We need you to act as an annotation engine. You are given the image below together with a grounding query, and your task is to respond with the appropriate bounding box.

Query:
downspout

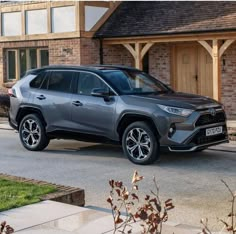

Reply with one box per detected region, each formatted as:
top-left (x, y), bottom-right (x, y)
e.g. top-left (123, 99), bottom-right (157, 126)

top-left (99, 38), bottom-right (104, 65)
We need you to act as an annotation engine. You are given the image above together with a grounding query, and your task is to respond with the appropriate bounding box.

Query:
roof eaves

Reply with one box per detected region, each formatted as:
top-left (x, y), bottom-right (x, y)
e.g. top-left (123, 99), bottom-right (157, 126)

top-left (94, 28), bottom-right (236, 39)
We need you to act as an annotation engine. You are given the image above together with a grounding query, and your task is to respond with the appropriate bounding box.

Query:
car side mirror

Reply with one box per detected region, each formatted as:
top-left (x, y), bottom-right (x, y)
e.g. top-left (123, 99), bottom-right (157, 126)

top-left (91, 88), bottom-right (110, 98)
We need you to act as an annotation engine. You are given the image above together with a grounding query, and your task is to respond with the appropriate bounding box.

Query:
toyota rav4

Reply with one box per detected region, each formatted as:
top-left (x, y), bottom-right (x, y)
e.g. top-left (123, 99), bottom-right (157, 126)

top-left (8, 65), bottom-right (228, 165)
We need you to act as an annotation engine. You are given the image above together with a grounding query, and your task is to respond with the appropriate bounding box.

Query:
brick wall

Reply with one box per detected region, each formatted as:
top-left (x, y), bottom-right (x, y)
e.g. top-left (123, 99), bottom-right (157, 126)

top-left (103, 44), bottom-right (133, 66)
top-left (221, 42), bottom-right (236, 120)
top-left (80, 38), bottom-right (100, 65)
top-left (0, 38), bottom-right (81, 86)
top-left (149, 43), bottom-right (171, 85)
top-left (49, 38), bottom-right (81, 65)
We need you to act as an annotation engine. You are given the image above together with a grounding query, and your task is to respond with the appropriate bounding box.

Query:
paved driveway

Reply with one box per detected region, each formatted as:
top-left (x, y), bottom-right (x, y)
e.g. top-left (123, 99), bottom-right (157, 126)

top-left (0, 129), bottom-right (235, 230)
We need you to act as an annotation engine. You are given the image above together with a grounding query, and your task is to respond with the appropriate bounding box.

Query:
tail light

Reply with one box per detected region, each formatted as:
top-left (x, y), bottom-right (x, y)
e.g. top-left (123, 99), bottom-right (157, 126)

top-left (8, 88), bottom-right (16, 98)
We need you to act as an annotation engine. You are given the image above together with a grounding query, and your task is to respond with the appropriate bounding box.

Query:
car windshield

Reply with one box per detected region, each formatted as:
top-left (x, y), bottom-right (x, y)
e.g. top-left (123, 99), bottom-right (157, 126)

top-left (102, 69), bottom-right (172, 95)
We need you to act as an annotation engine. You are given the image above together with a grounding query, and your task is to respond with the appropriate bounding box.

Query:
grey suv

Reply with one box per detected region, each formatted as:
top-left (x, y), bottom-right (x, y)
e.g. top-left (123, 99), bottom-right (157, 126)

top-left (9, 65), bottom-right (228, 165)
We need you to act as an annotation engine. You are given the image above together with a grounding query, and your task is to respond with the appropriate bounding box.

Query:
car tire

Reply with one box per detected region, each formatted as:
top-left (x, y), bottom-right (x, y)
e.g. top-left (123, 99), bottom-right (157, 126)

top-left (122, 121), bottom-right (160, 165)
top-left (19, 114), bottom-right (50, 151)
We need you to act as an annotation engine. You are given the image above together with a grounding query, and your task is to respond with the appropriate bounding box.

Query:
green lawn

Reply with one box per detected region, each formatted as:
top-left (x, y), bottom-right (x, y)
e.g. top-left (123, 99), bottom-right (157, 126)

top-left (0, 178), bottom-right (57, 212)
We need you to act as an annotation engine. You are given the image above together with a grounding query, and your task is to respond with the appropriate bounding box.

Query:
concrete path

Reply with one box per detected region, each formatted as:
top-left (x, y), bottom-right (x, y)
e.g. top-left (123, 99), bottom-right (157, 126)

top-left (0, 201), bottom-right (206, 234)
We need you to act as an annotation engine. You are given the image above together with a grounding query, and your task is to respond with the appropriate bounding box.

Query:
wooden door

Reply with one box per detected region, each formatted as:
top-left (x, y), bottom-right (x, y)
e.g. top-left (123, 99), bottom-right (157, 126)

top-left (197, 46), bottom-right (213, 97)
top-left (175, 44), bottom-right (213, 97)
top-left (176, 45), bottom-right (198, 94)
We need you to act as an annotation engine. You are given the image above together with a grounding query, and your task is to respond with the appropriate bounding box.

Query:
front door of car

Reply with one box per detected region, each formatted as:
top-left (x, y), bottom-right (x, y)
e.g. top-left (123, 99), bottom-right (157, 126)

top-left (71, 71), bottom-right (118, 138)
top-left (32, 70), bottom-right (74, 131)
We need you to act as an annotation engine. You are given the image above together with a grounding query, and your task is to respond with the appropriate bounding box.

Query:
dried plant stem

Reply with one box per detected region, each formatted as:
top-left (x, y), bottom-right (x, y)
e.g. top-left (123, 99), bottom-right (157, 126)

top-left (221, 180), bottom-right (235, 234)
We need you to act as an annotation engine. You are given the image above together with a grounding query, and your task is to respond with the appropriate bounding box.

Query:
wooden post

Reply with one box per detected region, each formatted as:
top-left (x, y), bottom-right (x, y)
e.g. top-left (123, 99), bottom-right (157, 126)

top-left (123, 42), bottom-right (154, 71)
top-left (134, 42), bottom-right (142, 70)
top-left (212, 39), bottom-right (220, 101)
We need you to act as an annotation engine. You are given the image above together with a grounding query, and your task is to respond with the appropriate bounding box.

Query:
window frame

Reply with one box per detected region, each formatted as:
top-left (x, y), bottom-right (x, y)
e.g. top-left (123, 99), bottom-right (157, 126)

top-left (38, 49), bottom-right (49, 68)
top-left (29, 71), bottom-right (47, 89)
top-left (75, 70), bottom-right (118, 96)
top-left (6, 48), bottom-right (49, 81)
top-left (6, 49), bottom-right (18, 81)
top-left (41, 70), bottom-right (75, 94)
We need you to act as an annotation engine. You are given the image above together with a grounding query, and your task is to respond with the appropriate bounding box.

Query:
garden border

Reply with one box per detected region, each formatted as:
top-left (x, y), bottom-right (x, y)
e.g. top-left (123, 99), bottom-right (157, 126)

top-left (0, 173), bottom-right (85, 207)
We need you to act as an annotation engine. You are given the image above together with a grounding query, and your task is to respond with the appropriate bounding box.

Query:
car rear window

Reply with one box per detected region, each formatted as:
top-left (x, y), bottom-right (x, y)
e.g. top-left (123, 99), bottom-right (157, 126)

top-left (30, 72), bottom-right (46, 89)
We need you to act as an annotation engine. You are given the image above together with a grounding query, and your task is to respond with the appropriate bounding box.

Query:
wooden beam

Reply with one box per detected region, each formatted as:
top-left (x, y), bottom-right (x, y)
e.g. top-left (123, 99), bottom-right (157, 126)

top-left (219, 39), bottom-right (235, 57)
top-left (84, 1), bottom-right (110, 8)
top-left (90, 2), bottom-right (121, 32)
top-left (141, 43), bottom-right (154, 59)
top-left (198, 40), bottom-right (213, 58)
top-left (47, 2), bottom-right (51, 33)
top-left (123, 43), bottom-right (136, 59)
top-left (103, 31), bottom-right (236, 45)
top-left (79, 1), bottom-right (85, 32)
top-left (123, 43), bottom-right (143, 70)
top-left (75, 1), bottom-right (80, 33)
top-left (212, 39), bottom-right (219, 101)
top-left (135, 42), bottom-right (142, 70)
top-left (21, 5), bottom-right (25, 35)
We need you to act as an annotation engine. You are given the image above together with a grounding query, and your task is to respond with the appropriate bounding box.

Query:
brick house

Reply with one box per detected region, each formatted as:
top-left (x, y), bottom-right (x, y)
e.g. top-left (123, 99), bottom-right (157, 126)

top-left (0, 1), bottom-right (236, 122)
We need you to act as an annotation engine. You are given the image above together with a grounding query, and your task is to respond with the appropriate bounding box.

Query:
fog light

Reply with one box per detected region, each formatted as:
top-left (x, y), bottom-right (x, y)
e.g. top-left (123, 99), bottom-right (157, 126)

top-left (168, 124), bottom-right (176, 138)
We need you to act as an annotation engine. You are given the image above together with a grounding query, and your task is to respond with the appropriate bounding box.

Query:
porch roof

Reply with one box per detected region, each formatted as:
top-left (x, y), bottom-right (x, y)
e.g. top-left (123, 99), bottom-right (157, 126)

top-left (95, 1), bottom-right (236, 38)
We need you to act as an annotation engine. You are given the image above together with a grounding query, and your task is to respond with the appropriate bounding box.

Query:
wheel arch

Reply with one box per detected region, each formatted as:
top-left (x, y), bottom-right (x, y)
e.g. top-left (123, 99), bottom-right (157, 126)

top-left (117, 113), bottom-right (160, 141)
top-left (16, 106), bottom-right (47, 129)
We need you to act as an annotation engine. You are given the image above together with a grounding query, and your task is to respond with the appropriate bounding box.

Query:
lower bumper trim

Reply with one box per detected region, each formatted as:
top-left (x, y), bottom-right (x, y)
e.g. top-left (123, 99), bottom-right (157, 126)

top-left (167, 139), bottom-right (229, 152)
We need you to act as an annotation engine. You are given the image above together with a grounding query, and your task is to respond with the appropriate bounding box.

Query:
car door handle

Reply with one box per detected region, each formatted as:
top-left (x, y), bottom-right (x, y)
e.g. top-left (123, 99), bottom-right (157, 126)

top-left (36, 95), bottom-right (46, 100)
top-left (72, 100), bottom-right (83, 107)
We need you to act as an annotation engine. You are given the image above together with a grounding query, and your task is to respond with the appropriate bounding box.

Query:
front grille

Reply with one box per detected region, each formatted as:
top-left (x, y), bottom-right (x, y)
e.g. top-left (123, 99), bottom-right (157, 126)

top-left (195, 112), bottom-right (226, 126)
top-left (190, 125), bottom-right (227, 145)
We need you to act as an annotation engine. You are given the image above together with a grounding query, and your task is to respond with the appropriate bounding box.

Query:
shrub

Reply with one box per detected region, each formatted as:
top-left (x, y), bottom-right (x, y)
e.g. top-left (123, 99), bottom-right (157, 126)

top-left (201, 180), bottom-right (236, 234)
top-left (107, 171), bottom-right (174, 234)
top-left (0, 94), bottom-right (10, 117)
top-left (0, 221), bottom-right (14, 234)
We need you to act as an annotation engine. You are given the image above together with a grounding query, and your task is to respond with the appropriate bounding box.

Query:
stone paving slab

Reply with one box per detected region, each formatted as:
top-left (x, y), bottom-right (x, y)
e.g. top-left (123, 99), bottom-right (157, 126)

top-left (13, 202), bottom-right (201, 234)
top-left (0, 201), bottom-right (88, 232)
top-left (0, 201), bottom-right (228, 234)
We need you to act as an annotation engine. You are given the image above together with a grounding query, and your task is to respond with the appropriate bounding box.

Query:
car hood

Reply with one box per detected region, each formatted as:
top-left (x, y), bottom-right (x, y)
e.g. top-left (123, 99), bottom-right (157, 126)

top-left (125, 92), bottom-right (221, 110)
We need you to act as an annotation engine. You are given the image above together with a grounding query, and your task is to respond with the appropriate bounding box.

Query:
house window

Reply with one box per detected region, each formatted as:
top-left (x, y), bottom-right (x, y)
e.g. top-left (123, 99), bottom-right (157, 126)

top-left (26, 9), bottom-right (47, 35)
top-left (19, 49), bottom-right (27, 77)
top-left (7, 51), bottom-right (17, 80)
top-left (2, 12), bottom-right (22, 36)
top-left (51, 6), bottom-right (75, 33)
top-left (6, 48), bottom-right (49, 81)
top-left (40, 49), bottom-right (49, 67)
top-left (29, 49), bottom-right (37, 69)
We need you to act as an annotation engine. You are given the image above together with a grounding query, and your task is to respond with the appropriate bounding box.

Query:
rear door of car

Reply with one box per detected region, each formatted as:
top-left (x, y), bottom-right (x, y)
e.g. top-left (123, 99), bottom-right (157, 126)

top-left (32, 70), bottom-right (75, 132)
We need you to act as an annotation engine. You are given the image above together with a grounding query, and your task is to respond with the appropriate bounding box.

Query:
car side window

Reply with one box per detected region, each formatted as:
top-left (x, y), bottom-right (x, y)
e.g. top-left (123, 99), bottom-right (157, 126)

top-left (77, 72), bottom-right (108, 96)
top-left (47, 71), bottom-right (74, 93)
top-left (30, 72), bottom-right (46, 89)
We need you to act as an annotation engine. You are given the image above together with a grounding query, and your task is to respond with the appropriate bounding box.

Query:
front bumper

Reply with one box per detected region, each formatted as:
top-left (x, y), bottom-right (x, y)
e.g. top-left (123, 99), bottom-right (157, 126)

top-left (153, 107), bottom-right (229, 152)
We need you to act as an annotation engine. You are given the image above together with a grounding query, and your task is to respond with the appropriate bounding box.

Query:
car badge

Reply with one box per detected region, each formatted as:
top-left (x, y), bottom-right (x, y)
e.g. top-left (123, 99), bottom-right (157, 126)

top-left (209, 108), bottom-right (216, 116)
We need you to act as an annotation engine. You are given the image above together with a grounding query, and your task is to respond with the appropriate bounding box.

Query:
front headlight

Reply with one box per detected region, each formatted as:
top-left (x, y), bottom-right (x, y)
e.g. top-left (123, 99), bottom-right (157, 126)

top-left (157, 104), bottom-right (194, 117)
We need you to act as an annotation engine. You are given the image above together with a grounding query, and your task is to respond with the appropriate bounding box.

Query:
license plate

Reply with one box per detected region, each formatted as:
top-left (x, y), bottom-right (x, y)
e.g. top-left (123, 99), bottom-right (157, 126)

top-left (206, 126), bottom-right (223, 136)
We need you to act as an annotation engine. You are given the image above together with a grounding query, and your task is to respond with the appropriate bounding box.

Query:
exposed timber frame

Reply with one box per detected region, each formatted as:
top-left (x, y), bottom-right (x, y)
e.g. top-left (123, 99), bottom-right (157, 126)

top-left (197, 39), bottom-right (235, 100)
top-left (103, 33), bottom-right (236, 101)
top-left (123, 42), bottom-right (154, 70)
